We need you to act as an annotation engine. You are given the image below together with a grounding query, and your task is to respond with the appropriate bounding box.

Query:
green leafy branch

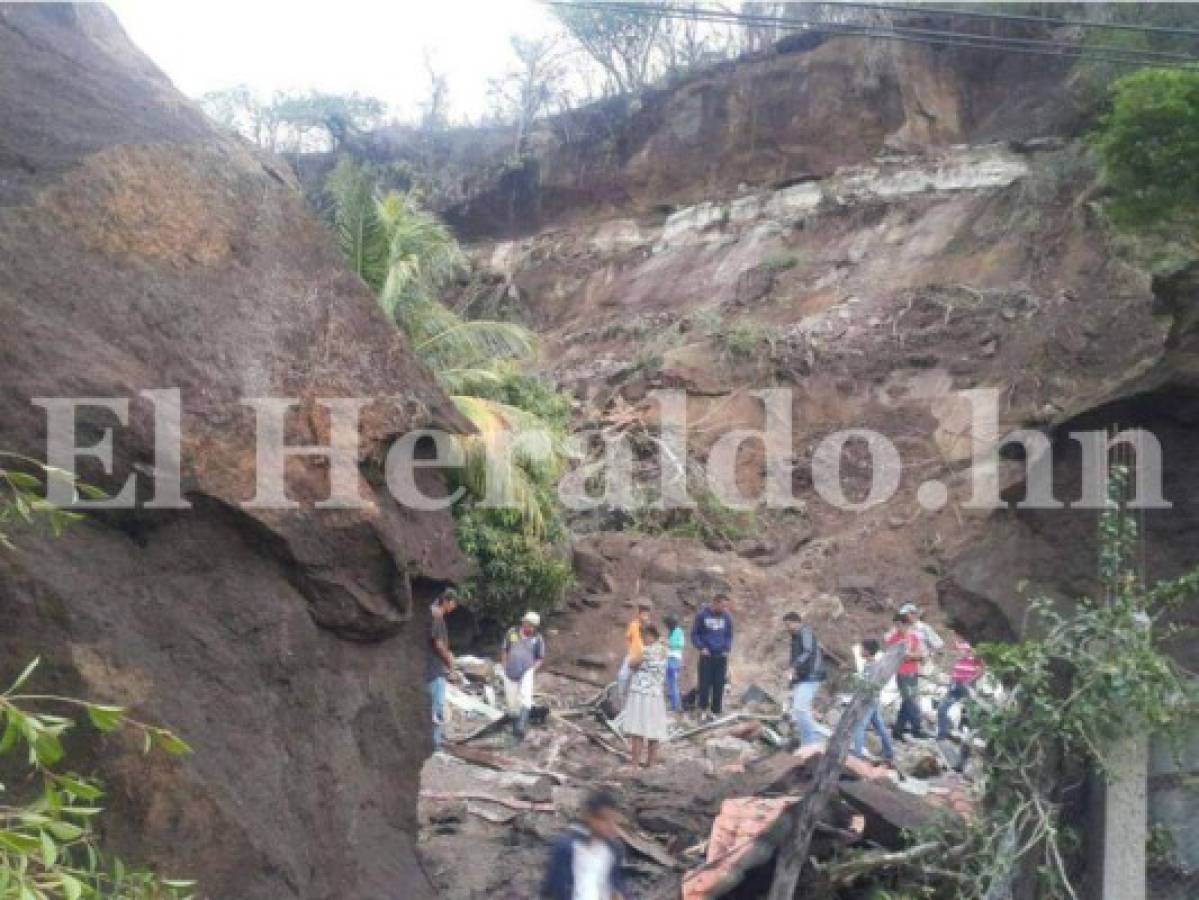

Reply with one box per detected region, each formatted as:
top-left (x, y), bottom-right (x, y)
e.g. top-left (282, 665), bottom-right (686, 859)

top-left (940, 466), bottom-right (1199, 899)
top-left (0, 659), bottom-right (194, 900)
top-left (0, 454), bottom-right (106, 551)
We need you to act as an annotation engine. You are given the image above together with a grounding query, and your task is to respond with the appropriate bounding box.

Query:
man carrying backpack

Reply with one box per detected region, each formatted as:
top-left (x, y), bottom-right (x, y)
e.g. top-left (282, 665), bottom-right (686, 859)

top-left (784, 610), bottom-right (826, 748)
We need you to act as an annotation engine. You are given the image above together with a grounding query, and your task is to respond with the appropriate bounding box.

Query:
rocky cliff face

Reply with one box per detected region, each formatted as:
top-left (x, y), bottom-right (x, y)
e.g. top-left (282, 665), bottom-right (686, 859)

top-left (940, 263), bottom-right (1199, 668)
top-left (0, 5), bottom-right (466, 897)
top-left (342, 30), bottom-right (1083, 241)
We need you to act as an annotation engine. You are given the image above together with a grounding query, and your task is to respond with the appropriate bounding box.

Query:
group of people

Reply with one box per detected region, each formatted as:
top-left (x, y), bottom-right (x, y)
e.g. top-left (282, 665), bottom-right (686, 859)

top-left (426, 589), bottom-right (547, 749)
top-left (614, 595), bottom-right (735, 768)
top-left (426, 587), bottom-right (982, 770)
top-left (425, 588), bottom-right (984, 899)
top-left (848, 603), bottom-right (984, 767)
top-left (533, 599), bottom-right (982, 900)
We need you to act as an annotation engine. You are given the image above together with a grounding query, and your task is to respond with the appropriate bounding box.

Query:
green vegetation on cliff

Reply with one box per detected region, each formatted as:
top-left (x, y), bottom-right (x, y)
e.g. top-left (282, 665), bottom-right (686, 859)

top-left (326, 159), bottom-right (574, 626)
top-left (1095, 68), bottom-right (1199, 237)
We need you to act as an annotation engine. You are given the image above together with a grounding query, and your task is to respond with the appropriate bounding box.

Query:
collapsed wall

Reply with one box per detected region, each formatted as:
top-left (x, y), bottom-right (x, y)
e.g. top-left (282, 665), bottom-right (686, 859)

top-left (0, 4), bottom-right (466, 897)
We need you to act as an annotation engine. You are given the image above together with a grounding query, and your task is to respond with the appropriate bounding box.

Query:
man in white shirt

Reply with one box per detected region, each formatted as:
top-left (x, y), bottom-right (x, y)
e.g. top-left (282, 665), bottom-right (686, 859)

top-left (541, 790), bottom-right (627, 899)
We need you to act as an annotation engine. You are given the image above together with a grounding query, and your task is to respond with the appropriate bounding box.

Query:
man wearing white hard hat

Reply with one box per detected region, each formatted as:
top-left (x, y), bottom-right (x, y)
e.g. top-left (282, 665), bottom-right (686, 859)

top-left (502, 611), bottom-right (546, 740)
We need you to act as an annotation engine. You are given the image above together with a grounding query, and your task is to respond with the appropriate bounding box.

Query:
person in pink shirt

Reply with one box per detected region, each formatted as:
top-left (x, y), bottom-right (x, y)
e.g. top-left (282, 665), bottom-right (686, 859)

top-left (937, 630), bottom-right (984, 740)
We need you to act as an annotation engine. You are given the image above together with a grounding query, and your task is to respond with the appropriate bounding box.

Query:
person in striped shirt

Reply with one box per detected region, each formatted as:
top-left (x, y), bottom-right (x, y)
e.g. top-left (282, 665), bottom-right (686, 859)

top-left (937, 630), bottom-right (984, 740)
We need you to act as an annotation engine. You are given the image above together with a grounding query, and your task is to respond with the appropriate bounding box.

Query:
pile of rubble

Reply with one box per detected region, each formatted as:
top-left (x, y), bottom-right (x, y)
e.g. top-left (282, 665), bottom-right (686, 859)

top-left (418, 656), bottom-right (981, 899)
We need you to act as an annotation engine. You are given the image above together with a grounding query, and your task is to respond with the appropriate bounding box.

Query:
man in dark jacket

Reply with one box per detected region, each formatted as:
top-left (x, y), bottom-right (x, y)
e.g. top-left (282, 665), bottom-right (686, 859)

top-left (691, 594), bottom-right (734, 717)
top-left (541, 789), bottom-right (627, 900)
top-left (784, 610), bottom-right (826, 747)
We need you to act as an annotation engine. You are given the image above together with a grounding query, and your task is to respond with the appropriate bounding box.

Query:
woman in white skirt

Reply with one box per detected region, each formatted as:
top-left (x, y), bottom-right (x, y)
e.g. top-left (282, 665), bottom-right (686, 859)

top-left (623, 624), bottom-right (670, 769)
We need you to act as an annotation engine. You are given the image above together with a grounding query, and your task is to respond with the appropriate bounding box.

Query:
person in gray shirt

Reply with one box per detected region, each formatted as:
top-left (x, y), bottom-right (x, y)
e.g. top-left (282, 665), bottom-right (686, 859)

top-left (502, 611), bottom-right (545, 739)
top-left (427, 588), bottom-right (462, 750)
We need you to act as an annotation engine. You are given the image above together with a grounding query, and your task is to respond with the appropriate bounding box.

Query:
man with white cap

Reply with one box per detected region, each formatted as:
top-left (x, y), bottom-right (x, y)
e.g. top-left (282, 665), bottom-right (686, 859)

top-left (502, 611), bottom-right (546, 739)
top-left (899, 602), bottom-right (944, 657)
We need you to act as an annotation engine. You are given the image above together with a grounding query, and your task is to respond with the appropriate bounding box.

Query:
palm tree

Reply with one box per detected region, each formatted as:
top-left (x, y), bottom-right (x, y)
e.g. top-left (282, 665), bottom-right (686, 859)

top-left (326, 159), bottom-right (565, 536)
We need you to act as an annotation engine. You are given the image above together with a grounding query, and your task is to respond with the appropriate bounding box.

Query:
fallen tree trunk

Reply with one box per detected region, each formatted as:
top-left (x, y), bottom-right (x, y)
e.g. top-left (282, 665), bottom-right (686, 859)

top-left (766, 642), bottom-right (907, 900)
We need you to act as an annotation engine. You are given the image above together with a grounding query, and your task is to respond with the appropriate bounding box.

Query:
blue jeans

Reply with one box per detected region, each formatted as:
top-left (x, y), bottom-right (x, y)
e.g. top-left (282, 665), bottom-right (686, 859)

top-left (937, 682), bottom-right (971, 739)
top-left (666, 657), bottom-right (683, 712)
top-left (791, 680), bottom-right (822, 746)
top-left (427, 676), bottom-right (447, 749)
top-left (893, 674), bottom-right (924, 737)
top-left (853, 702), bottom-right (895, 761)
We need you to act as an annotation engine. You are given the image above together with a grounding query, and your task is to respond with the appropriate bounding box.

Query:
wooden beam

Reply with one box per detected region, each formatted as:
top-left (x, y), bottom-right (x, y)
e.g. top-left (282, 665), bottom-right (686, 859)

top-left (550, 711), bottom-right (632, 760)
top-left (420, 790), bottom-right (554, 812)
top-left (544, 666), bottom-right (613, 689)
top-left (766, 642), bottom-right (907, 900)
top-left (617, 826), bottom-right (682, 870)
top-left (444, 744), bottom-right (568, 783)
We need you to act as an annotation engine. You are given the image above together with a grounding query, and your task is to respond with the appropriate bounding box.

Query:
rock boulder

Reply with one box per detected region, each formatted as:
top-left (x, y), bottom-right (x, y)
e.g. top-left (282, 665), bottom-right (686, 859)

top-left (0, 5), bottom-right (467, 898)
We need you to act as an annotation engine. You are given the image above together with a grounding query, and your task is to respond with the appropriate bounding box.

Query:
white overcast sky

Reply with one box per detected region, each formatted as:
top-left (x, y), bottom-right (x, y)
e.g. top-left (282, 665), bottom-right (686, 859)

top-left (106, 0), bottom-right (561, 122)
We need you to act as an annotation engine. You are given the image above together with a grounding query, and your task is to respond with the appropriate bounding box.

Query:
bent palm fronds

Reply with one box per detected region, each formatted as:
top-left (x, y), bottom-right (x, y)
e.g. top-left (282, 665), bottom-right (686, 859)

top-left (451, 395), bottom-right (569, 537)
top-left (326, 157), bottom-right (390, 292)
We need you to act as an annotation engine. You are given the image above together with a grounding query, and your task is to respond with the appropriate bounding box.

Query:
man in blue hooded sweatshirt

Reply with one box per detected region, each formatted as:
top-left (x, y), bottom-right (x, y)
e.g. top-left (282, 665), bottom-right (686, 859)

top-left (691, 593), bottom-right (734, 717)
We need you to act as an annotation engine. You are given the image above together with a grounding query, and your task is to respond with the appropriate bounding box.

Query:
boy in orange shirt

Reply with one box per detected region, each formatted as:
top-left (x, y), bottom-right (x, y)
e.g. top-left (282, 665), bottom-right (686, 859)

top-left (617, 599), bottom-right (652, 698)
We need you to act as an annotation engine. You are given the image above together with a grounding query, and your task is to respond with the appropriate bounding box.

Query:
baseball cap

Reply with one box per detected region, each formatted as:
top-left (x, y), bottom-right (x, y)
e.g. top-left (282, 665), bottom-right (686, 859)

top-left (898, 602), bottom-right (919, 616)
top-left (523, 611), bottom-right (541, 627)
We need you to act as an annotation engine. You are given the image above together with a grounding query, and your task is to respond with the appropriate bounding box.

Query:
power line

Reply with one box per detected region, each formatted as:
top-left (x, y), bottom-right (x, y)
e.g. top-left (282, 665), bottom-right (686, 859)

top-left (571, 1), bottom-right (1199, 63)
top-left (824, 2), bottom-right (1199, 40)
top-left (667, 2), bottom-right (1199, 65)
top-left (547, 1), bottom-right (1199, 70)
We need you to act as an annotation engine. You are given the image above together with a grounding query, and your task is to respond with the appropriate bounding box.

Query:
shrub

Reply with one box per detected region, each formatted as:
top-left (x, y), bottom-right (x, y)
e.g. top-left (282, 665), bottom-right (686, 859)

top-left (761, 252), bottom-right (801, 274)
top-left (631, 484), bottom-right (758, 544)
top-left (473, 364), bottom-right (572, 431)
top-left (454, 505), bottom-right (573, 630)
top-left (450, 366), bottom-right (575, 629)
top-left (714, 319), bottom-right (782, 363)
top-left (1093, 68), bottom-right (1199, 235)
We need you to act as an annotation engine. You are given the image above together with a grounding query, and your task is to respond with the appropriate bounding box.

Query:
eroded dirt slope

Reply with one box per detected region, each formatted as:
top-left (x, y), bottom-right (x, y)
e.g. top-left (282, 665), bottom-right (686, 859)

top-left (462, 138), bottom-right (1163, 690)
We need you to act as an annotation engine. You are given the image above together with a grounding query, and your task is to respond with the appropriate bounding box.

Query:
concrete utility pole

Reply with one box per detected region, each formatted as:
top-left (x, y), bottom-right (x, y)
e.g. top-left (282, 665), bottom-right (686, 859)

top-left (1091, 441), bottom-right (1148, 900)
top-left (1092, 734), bottom-right (1149, 900)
